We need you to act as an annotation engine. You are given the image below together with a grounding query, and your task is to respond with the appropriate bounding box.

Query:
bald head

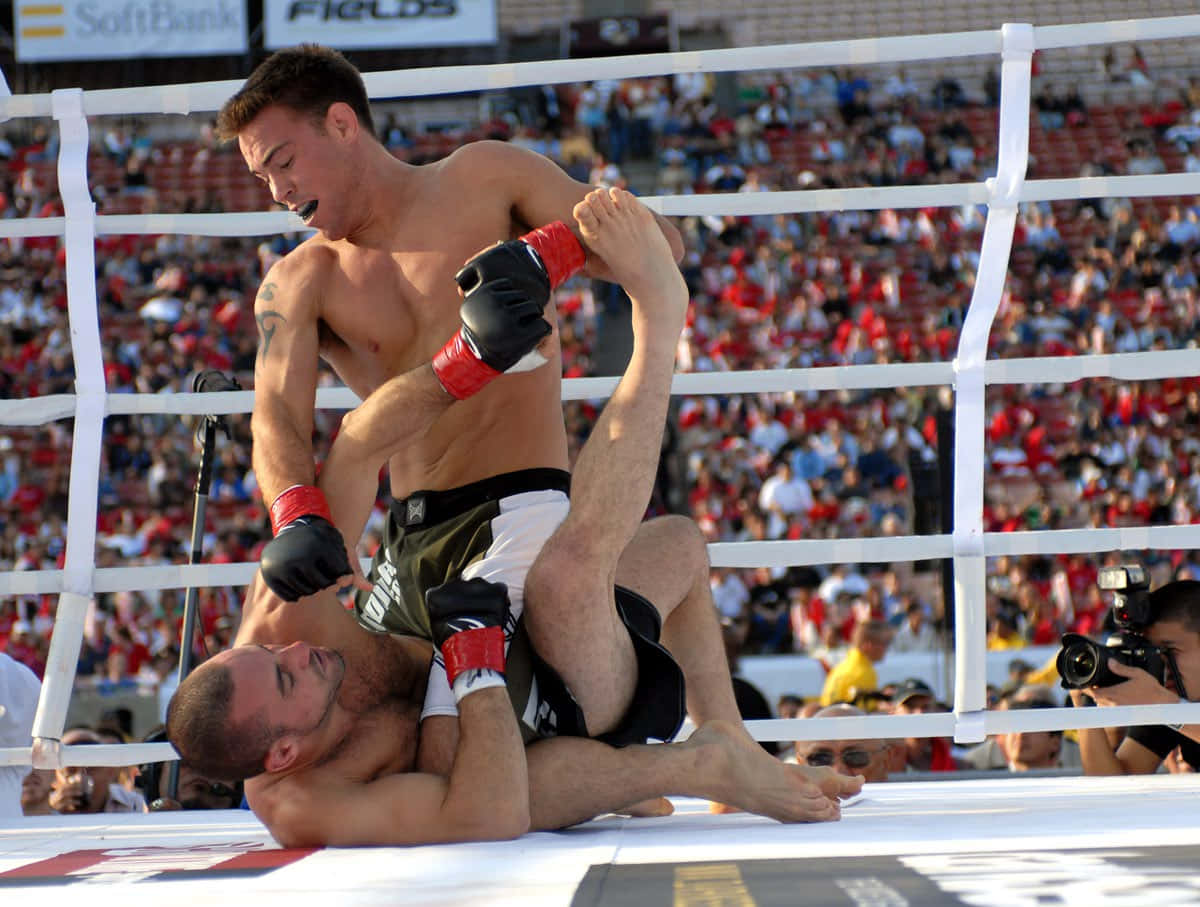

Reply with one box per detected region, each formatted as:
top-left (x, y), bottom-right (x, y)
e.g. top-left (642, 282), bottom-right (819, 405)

top-left (794, 703), bottom-right (895, 782)
top-left (167, 655), bottom-right (274, 782)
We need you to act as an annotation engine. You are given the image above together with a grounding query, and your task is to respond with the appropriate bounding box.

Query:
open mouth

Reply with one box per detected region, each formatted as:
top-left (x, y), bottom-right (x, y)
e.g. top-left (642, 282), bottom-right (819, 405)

top-left (298, 200), bottom-right (318, 222)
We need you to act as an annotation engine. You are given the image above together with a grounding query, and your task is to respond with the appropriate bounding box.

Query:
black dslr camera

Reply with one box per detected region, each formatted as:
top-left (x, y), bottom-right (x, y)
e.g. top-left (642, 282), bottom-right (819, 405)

top-left (1056, 565), bottom-right (1167, 690)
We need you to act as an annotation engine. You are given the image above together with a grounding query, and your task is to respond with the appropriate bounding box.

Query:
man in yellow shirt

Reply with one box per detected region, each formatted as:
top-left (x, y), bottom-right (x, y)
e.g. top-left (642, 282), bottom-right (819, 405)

top-left (987, 610), bottom-right (1028, 650)
top-left (820, 619), bottom-right (893, 706)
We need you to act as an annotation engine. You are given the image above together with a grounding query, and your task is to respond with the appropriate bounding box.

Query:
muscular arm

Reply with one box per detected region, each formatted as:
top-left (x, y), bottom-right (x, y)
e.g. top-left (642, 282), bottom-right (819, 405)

top-left (420, 716), bottom-right (855, 829)
top-left (250, 254), bottom-right (326, 505)
top-left (264, 687), bottom-right (529, 847)
top-left (1074, 725), bottom-right (1147, 775)
top-left (1070, 687), bottom-right (1165, 775)
top-left (1084, 730), bottom-right (1164, 775)
top-left (233, 573), bottom-right (357, 650)
top-left (320, 364), bottom-right (454, 557)
top-left (456, 142), bottom-right (683, 279)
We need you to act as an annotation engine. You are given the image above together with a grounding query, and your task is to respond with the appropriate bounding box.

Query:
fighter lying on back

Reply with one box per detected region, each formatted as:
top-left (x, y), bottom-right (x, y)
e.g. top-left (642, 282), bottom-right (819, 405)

top-left (168, 190), bottom-right (861, 846)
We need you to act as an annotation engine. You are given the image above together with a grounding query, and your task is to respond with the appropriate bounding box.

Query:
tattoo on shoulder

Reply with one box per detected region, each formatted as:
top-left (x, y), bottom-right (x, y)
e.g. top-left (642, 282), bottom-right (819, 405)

top-left (257, 310), bottom-right (285, 360)
top-left (258, 281), bottom-right (277, 302)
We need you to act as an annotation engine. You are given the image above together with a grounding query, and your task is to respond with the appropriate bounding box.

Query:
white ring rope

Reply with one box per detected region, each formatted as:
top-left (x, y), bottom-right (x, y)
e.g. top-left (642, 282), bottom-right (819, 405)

top-left (0, 742), bottom-right (174, 768)
top-left (4, 700), bottom-right (1200, 768)
top-left (11, 524), bottom-right (1200, 599)
top-left (4, 348), bottom-right (1200, 428)
top-left (7, 15), bottom-right (1200, 771)
top-left (3, 13), bottom-right (1200, 121)
top-left (5, 172), bottom-right (1200, 242)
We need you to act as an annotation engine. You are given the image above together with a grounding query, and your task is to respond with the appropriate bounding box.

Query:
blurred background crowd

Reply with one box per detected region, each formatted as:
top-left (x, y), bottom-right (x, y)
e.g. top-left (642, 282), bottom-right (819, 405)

top-left (3, 36), bottom-right (1200, 783)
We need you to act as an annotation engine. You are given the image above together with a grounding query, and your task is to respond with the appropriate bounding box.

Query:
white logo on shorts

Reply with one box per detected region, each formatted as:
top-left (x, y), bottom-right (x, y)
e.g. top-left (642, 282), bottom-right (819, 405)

top-left (406, 497), bottom-right (425, 524)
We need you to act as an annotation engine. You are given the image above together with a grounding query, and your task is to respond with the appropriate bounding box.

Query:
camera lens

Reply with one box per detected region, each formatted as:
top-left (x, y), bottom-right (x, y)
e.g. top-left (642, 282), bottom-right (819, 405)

top-left (1067, 648), bottom-right (1096, 680)
top-left (1058, 639), bottom-right (1100, 687)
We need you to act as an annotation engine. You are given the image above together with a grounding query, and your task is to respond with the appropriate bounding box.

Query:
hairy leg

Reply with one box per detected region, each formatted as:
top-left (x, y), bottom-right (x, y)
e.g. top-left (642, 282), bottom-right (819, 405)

top-left (615, 517), bottom-right (855, 813)
top-left (524, 188), bottom-right (688, 731)
top-left (615, 515), bottom-right (741, 725)
top-left (525, 722), bottom-right (855, 830)
top-left (520, 190), bottom-right (862, 823)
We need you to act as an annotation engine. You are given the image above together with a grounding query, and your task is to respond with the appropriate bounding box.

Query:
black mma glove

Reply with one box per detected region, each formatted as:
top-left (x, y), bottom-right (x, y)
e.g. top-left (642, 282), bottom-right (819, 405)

top-left (260, 485), bottom-right (352, 601)
top-left (432, 222), bottom-right (585, 400)
top-left (455, 221), bottom-right (584, 298)
top-left (432, 273), bottom-right (552, 400)
top-left (427, 577), bottom-right (511, 702)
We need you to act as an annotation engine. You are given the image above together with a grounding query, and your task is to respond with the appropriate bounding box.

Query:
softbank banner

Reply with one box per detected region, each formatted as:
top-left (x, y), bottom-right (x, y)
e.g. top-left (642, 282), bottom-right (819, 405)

top-left (14, 0), bottom-right (247, 61)
top-left (264, 0), bottom-right (496, 50)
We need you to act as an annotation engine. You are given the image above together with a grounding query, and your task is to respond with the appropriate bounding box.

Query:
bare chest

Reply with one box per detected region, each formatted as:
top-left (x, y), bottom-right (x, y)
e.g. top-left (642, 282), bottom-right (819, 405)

top-left (248, 709), bottom-right (419, 837)
top-left (334, 708), bottom-right (419, 781)
top-left (317, 218), bottom-right (520, 396)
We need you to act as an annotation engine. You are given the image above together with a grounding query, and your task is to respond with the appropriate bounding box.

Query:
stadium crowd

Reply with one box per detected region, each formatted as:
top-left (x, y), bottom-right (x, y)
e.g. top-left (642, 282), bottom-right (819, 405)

top-left (3, 48), bottom-right (1200, 782)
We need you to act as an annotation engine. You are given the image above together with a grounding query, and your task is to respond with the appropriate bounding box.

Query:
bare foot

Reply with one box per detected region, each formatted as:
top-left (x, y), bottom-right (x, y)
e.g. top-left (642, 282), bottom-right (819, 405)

top-left (687, 721), bottom-right (860, 823)
top-left (572, 188), bottom-right (688, 340)
top-left (709, 761), bottom-right (858, 815)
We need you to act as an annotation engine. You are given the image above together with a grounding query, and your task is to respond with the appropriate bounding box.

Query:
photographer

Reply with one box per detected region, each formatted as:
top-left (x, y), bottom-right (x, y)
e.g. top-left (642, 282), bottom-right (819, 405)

top-left (137, 727), bottom-right (243, 811)
top-left (48, 728), bottom-right (146, 813)
top-left (1067, 577), bottom-right (1200, 775)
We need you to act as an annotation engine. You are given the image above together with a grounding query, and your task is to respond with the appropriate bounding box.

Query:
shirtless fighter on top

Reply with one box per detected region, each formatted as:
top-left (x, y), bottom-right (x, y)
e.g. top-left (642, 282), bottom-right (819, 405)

top-left (167, 189), bottom-right (861, 846)
top-left (219, 44), bottom-right (683, 611)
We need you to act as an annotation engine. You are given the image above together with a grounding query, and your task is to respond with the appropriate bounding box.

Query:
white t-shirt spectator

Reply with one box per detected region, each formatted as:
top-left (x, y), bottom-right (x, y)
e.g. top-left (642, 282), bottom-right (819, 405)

top-left (992, 444), bottom-right (1030, 475)
top-left (139, 294), bottom-right (183, 323)
top-left (948, 143), bottom-right (976, 172)
top-left (817, 567), bottom-right (871, 604)
top-left (711, 570), bottom-right (750, 621)
top-left (758, 471), bottom-right (814, 516)
top-left (883, 71), bottom-right (919, 101)
top-left (1127, 150), bottom-right (1166, 176)
top-left (887, 121), bottom-right (925, 151)
top-left (1165, 215), bottom-right (1200, 247)
top-left (0, 653), bottom-right (40, 818)
top-left (749, 418), bottom-right (789, 457)
top-left (890, 614), bottom-right (940, 653)
top-left (1164, 120), bottom-right (1200, 148)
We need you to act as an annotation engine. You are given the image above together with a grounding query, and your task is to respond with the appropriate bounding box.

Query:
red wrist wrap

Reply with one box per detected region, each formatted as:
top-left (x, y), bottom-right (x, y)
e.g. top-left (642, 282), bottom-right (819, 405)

top-left (432, 331), bottom-right (500, 400)
top-left (270, 485), bottom-right (333, 535)
top-left (521, 221), bottom-right (585, 290)
top-left (441, 626), bottom-right (506, 684)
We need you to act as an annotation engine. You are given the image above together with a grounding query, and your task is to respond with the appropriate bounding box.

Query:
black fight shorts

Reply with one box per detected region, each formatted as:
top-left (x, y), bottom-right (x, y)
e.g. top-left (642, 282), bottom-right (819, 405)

top-left (523, 585), bottom-right (687, 747)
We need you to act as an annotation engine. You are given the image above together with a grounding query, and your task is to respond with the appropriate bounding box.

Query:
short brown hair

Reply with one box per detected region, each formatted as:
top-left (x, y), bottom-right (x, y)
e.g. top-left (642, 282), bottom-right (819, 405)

top-left (166, 661), bottom-right (277, 782)
top-left (853, 619), bottom-right (893, 648)
top-left (1152, 579), bottom-right (1200, 634)
top-left (216, 44), bottom-right (376, 142)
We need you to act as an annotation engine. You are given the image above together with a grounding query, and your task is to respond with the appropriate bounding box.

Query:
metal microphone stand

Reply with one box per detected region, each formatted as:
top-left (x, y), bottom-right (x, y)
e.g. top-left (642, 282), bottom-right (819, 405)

top-left (168, 369), bottom-right (240, 801)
